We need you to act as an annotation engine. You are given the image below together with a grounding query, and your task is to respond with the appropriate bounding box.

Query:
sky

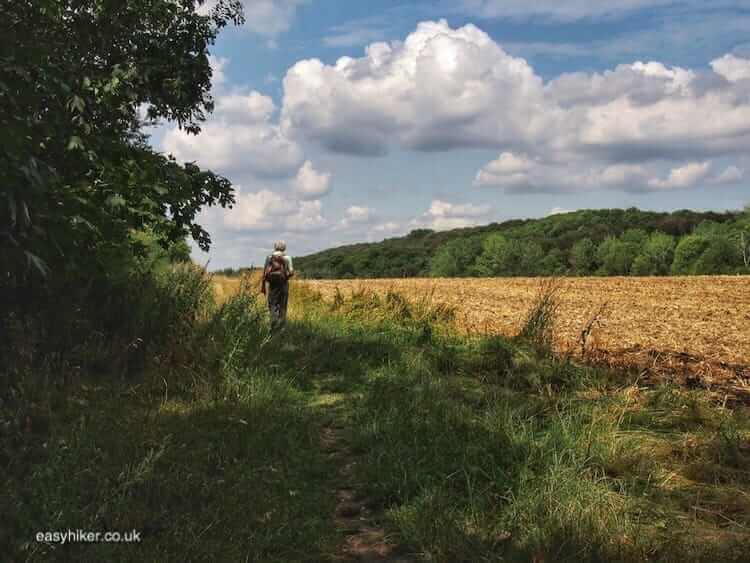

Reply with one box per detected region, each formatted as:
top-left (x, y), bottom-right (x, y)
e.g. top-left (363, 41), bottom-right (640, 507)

top-left (149, 0), bottom-right (750, 269)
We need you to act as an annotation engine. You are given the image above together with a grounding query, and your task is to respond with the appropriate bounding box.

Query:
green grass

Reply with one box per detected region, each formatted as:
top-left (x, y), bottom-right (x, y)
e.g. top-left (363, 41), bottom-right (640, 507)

top-left (3, 281), bottom-right (750, 562)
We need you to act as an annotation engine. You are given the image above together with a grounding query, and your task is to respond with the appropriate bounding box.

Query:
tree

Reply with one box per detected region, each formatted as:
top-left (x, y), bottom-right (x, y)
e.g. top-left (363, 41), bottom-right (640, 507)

top-left (429, 238), bottom-right (482, 277)
top-left (569, 238), bottom-right (597, 275)
top-left (671, 234), bottom-right (711, 274)
top-left (1, 0), bottom-right (244, 285)
top-left (474, 235), bottom-right (544, 276)
top-left (693, 237), bottom-right (743, 274)
top-left (539, 248), bottom-right (566, 275)
top-left (596, 237), bottom-right (639, 275)
top-left (631, 232), bottom-right (675, 275)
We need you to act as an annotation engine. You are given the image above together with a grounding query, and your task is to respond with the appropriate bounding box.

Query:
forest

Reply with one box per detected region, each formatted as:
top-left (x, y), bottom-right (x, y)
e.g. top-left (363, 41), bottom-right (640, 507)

top-left (293, 207), bottom-right (750, 278)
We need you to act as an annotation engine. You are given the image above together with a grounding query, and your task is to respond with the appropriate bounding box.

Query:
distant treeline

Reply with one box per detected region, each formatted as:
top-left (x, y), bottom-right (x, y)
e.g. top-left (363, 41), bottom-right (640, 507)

top-left (212, 267), bottom-right (258, 278)
top-left (295, 207), bottom-right (750, 278)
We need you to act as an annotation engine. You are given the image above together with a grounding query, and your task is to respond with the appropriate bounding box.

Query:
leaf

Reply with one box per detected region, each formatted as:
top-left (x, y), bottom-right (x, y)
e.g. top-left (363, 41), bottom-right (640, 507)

top-left (106, 194), bottom-right (126, 208)
top-left (24, 251), bottom-right (50, 278)
top-left (67, 136), bottom-right (83, 151)
top-left (6, 191), bottom-right (16, 228)
top-left (20, 200), bottom-right (30, 227)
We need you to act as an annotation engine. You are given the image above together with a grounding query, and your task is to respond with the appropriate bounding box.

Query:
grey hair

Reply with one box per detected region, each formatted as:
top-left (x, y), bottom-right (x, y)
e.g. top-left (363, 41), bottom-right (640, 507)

top-left (273, 240), bottom-right (286, 252)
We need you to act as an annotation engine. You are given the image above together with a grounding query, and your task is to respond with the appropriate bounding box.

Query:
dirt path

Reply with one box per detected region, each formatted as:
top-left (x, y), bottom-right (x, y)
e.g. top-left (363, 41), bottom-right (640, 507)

top-left (320, 421), bottom-right (415, 562)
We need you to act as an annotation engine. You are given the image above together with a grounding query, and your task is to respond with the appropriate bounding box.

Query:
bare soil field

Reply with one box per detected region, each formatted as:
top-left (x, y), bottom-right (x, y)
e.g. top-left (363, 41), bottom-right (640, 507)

top-left (300, 276), bottom-right (750, 398)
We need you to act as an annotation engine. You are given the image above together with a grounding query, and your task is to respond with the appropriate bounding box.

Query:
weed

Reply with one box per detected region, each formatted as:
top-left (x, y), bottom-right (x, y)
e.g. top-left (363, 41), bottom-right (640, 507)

top-left (519, 277), bottom-right (563, 355)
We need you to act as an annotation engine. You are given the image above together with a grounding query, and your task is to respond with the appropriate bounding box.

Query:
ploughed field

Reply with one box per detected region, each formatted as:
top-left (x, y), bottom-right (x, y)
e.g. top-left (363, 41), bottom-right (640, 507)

top-left (301, 276), bottom-right (750, 395)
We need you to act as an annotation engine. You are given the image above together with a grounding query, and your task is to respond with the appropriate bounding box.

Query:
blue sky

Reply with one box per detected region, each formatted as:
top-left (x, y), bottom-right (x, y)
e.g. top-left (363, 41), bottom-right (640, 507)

top-left (152, 1), bottom-right (750, 269)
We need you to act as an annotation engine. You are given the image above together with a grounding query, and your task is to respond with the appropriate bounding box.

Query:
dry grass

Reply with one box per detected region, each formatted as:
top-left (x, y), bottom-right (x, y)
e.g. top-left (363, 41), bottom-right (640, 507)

top-left (300, 276), bottom-right (750, 398)
top-left (212, 271), bottom-right (263, 304)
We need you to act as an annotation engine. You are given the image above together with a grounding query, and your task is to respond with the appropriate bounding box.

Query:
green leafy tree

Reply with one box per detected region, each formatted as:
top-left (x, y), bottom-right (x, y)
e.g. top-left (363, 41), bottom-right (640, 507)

top-left (671, 234), bottom-right (711, 274)
top-left (631, 232), bottom-right (675, 275)
top-left (569, 238), bottom-right (597, 275)
top-left (620, 228), bottom-right (649, 246)
top-left (596, 237), bottom-right (639, 275)
top-left (1, 0), bottom-right (243, 284)
top-left (475, 235), bottom-right (544, 276)
top-left (693, 237), bottom-right (743, 274)
top-left (539, 248), bottom-right (566, 275)
top-left (429, 238), bottom-right (482, 277)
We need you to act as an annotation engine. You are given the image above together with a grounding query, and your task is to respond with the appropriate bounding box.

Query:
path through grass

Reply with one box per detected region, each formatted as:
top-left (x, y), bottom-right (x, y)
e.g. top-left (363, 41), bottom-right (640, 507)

top-left (5, 284), bottom-right (750, 561)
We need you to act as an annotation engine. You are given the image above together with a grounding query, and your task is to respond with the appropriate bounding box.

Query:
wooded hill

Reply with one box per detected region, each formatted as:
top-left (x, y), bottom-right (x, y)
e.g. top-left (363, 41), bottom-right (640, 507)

top-left (292, 207), bottom-right (750, 278)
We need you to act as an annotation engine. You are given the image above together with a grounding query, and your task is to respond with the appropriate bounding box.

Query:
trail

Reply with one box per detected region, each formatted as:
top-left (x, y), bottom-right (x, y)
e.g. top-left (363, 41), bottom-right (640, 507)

top-left (314, 388), bottom-right (414, 562)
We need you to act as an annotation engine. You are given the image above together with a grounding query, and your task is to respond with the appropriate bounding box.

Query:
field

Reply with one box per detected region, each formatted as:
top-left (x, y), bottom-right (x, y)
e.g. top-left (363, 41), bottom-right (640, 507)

top-left (8, 271), bottom-right (750, 561)
top-left (300, 276), bottom-right (750, 399)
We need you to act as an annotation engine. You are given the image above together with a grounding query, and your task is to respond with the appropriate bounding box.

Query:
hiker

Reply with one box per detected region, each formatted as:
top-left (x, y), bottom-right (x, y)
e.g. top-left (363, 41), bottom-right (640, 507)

top-left (261, 240), bottom-right (294, 329)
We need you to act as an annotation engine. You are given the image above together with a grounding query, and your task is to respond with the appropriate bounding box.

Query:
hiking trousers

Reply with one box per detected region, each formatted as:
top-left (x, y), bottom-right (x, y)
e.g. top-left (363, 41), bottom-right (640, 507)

top-left (267, 282), bottom-right (289, 328)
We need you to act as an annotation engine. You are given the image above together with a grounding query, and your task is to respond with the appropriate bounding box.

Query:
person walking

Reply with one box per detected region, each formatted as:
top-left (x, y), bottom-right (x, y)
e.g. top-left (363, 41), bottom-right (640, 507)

top-left (261, 241), bottom-right (294, 330)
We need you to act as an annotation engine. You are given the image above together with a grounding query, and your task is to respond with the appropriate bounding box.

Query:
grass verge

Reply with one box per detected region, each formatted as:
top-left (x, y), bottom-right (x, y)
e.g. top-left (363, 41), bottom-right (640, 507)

top-left (3, 279), bottom-right (749, 562)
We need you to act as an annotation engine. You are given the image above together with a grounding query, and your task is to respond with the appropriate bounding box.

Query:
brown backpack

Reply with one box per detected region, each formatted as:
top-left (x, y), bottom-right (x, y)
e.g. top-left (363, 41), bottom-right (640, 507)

top-left (264, 255), bottom-right (288, 286)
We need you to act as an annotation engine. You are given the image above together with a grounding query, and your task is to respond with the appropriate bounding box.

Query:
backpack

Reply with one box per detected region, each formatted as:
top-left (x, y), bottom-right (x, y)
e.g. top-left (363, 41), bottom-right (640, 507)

top-left (264, 254), bottom-right (289, 286)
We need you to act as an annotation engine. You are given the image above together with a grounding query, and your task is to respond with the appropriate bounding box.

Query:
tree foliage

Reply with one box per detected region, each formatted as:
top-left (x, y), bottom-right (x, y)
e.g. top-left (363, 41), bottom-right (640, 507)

top-left (1, 0), bottom-right (243, 285)
top-left (296, 207), bottom-right (750, 278)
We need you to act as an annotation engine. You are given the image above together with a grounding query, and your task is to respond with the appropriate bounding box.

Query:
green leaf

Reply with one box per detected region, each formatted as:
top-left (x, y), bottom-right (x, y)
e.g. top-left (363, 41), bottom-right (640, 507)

top-left (106, 194), bottom-right (127, 208)
top-left (24, 251), bottom-right (51, 278)
top-left (67, 136), bottom-right (84, 151)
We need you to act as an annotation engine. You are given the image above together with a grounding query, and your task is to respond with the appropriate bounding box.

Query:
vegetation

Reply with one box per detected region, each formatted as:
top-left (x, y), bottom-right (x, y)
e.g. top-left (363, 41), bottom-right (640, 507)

top-left (2, 0), bottom-right (241, 291)
top-left (4, 276), bottom-right (749, 561)
top-left (3, 2), bottom-right (749, 561)
top-left (295, 207), bottom-right (750, 278)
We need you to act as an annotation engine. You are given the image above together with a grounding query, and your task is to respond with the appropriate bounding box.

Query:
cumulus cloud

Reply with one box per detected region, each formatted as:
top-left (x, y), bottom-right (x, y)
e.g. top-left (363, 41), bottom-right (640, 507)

top-left (647, 162), bottom-right (711, 190)
top-left (547, 207), bottom-right (573, 216)
top-left (281, 20), bottom-right (545, 155)
top-left (162, 88), bottom-right (304, 179)
top-left (711, 54), bottom-right (750, 82)
top-left (334, 205), bottom-right (377, 231)
top-left (371, 221), bottom-right (400, 233)
top-left (412, 199), bottom-right (492, 230)
top-left (293, 160), bottom-right (332, 199)
top-left (222, 187), bottom-right (326, 232)
top-left (474, 154), bottom-right (652, 192)
top-left (279, 19), bottom-right (750, 194)
top-left (209, 55), bottom-right (229, 89)
top-left (343, 205), bottom-right (373, 223)
top-left (710, 165), bottom-right (744, 185)
top-left (197, 0), bottom-right (306, 37)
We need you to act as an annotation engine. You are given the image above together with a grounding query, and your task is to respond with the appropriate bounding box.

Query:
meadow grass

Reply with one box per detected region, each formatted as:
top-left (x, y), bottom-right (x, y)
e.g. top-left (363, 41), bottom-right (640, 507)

top-left (3, 276), bottom-right (749, 561)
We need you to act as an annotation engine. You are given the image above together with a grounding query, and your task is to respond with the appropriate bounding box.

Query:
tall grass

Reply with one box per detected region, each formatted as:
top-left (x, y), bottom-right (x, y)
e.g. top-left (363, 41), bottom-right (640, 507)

top-left (519, 277), bottom-right (563, 355)
top-left (314, 285), bottom-right (750, 562)
top-left (3, 277), bottom-right (749, 561)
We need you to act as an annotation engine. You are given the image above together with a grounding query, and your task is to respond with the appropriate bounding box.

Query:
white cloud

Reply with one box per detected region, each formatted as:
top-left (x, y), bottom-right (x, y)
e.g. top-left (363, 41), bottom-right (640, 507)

top-left (458, 0), bottom-right (686, 22)
top-left (547, 207), bottom-right (573, 216)
top-left (371, 221), bottom-right (400, 233)
top-left (335, 205), bottom-right (377, 231)
top-left (285, 199), bottom-right (327, 232)
top-left (323, 25), bottom-right (385, 48)
top-left (427, 200), bottom-right (491, 218)
top-left (209, 55), bottom-right (229, 89)
top-left (162, 88), bottom-right (304, 179)
top-left (474, 154), bottom-right (656, 192)
top-left (280, 19), bottom-right (750, 193)
top-left (344, 205), bottom-right (372, 223)
top-left (647, 162), bottom-right (711, 190)
top-left (711, 54), bottom-right (750, 82)
top-left (710, 165), bottom-right (744, 185)
top-left (222, 187), bottom-right (326, 232)
top-left (197, 0), bottom-right (306, 37)
top-left (293, 160), bottom-right (332, 199)
top-left (412, 199), bottom-right (492, 230)
top-left (281, 20), bottom-right (545, 155)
